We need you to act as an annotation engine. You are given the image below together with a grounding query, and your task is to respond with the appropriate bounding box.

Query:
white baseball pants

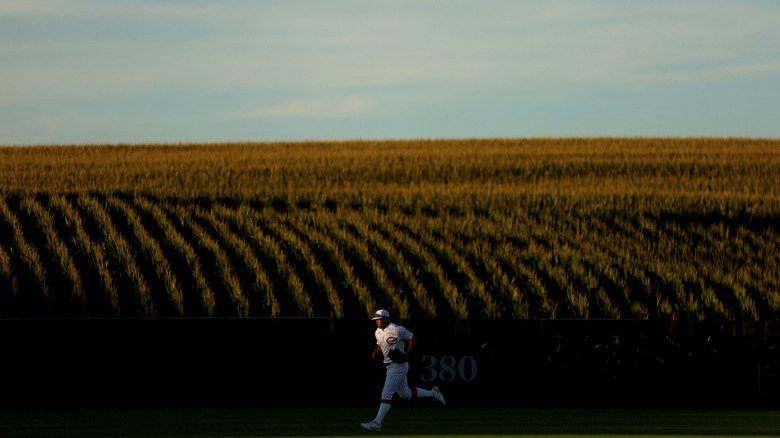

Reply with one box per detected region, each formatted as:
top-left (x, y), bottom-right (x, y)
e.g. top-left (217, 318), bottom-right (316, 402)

top-left (381, 362), bottom-right (414, 401)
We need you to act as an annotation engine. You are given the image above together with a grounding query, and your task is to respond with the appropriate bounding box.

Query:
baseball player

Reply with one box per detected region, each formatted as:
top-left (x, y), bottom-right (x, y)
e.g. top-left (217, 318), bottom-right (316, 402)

top-left (361, 309), bottom-right (445, 432)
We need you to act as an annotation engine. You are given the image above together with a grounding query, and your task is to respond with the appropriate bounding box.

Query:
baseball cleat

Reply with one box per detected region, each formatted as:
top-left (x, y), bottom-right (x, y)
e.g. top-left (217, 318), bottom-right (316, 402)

top-left (361, 421), bottom-right (382, 432)
top-left (432, 386), bottom-right (446, 406)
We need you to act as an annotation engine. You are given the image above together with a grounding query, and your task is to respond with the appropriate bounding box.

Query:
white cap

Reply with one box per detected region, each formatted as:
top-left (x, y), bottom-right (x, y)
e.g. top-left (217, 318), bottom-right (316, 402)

top-left (371, 309), bottom-right (390, 320)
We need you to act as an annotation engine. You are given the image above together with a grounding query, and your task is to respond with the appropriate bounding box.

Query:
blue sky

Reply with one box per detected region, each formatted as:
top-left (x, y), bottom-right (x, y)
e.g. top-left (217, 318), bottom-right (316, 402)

top-left (2, 1), bottom-right (779, 145)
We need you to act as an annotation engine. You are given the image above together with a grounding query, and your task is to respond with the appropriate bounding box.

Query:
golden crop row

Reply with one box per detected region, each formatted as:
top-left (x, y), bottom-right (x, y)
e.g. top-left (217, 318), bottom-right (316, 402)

top-left (2, 138), bottom-right (778, 203)
top-left (1, 138), bottom-right (778, 320)
top-left (1, 194), bottom-right (778, 319)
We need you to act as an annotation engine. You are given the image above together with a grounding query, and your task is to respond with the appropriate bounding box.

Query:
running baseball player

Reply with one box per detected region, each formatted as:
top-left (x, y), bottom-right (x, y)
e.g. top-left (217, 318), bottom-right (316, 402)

top-left (361, 309), bottom-right (446, 432)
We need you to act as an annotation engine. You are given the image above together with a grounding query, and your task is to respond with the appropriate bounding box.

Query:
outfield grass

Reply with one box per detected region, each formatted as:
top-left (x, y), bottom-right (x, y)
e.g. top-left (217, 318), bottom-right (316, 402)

top-left (1, 408), bottom-right (779, 437)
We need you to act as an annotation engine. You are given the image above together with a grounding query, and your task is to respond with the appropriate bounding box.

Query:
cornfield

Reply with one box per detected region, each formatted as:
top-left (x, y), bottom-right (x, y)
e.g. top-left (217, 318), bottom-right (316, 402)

top-left (1, 138), bottom-right (778, 319)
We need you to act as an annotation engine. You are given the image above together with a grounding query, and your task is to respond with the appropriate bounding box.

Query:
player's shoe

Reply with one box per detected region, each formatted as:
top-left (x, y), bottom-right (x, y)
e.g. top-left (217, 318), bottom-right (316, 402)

top-left (432, 386), bottom-right (446, 406)
top-left (361, 421), bottom-right (382, 432)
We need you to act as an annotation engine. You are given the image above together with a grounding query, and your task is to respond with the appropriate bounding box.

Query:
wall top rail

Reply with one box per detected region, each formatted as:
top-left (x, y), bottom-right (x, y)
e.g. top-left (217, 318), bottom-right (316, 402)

top-left (1, 317), bottom-right (778, 337)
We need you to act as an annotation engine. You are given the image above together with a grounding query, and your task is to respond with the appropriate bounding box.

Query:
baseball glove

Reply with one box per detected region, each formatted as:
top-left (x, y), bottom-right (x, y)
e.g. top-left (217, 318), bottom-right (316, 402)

top-left (387, 348), bottom-right (408, 363)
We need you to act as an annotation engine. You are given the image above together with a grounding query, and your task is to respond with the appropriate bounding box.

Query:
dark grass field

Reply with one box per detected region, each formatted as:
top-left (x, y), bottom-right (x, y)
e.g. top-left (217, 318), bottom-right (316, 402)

top-left (2, 408), bottom-right (779, 437)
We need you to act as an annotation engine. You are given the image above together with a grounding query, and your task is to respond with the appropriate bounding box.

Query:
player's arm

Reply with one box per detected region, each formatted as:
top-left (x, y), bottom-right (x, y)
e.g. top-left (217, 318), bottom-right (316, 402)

top-left (371, 344), bottom-right (382, 359)
top-left (405, 334), bottom-right (418, 358)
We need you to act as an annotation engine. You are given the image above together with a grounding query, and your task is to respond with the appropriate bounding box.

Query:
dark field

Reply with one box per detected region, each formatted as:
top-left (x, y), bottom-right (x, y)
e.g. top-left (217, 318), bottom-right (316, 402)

top-left (2, 408), bottom-right (779, 437)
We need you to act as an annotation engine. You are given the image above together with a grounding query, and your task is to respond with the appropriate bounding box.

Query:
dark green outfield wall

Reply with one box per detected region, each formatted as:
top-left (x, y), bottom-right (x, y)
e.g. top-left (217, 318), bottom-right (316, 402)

top-left (2, 318), bottom-right (778, 409)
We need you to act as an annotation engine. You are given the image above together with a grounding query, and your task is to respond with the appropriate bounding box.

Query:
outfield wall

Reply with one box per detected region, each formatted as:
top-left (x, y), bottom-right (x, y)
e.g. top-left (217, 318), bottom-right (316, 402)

top-left (2, 319), bottom-right (778, 409)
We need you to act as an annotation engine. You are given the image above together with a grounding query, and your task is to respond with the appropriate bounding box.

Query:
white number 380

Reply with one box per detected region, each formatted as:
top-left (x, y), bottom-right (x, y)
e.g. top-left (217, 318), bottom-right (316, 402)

top-left (420, 355), bottom-right (478, 382)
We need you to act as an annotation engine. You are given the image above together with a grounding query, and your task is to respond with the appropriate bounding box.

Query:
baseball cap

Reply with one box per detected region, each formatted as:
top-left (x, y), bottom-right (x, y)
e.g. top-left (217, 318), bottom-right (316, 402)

top-left (371, 309), bottom-right (390, 320)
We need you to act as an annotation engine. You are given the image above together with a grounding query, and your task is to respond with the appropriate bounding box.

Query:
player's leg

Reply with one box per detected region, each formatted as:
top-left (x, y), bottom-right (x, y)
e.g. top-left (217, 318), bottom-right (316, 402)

top-left (430, 386), bottom-right (446, 405)
top-left (362, 364), bottom-right (446, 431)
top-left (363, 375), bottom-right (394, 433)
top-left (399, 384), bottom-right (446, 405)
top-left (369, 365), bottom-right (404, 426)
top-left (394, 367), bottom-right (446, 406)
top-left (396, 375), bottom-right (412, 400)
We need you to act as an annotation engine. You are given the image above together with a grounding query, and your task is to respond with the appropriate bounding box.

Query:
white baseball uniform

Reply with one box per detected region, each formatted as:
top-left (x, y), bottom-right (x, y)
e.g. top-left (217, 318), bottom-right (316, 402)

top-left (375, 322), bottom-right (414, 400)
top-left (363, 312), bottom-right (445, 431)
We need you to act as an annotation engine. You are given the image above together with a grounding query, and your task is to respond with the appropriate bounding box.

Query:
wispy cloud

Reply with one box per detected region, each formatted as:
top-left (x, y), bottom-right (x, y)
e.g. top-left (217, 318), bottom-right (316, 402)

top-left (1, 1), bottom-right (778, 143)
top-left (228, 95), bottom-right (369, 119)
top-left (4, 1), bottom-right (778, 101)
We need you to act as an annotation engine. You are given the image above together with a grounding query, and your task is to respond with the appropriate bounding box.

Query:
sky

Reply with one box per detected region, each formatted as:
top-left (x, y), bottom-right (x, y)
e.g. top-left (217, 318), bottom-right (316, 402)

top-left (1, 0), bottom-right (779, 145)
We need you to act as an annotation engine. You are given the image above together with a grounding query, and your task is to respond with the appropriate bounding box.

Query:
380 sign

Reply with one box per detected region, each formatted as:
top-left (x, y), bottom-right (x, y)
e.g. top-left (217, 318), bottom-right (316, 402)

top-left (420, 355), bottom-right (478, 382)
